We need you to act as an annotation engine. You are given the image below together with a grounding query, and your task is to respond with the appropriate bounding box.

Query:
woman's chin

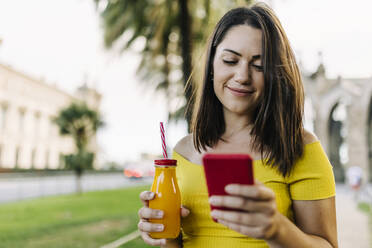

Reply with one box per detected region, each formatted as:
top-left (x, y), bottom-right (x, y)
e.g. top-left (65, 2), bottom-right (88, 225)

top-left (224, 105), bottom-right (252, 116)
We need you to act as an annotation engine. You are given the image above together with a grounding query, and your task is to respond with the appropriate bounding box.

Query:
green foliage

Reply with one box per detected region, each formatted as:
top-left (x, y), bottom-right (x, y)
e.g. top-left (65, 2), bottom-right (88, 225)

top-left (94, 0), bottom-right (253, 125)
top-left (64, 151), bottom-right (95, 176)
top-left (0, 185), bottom-right (150, 248)
top-left (54, 102), bottom-right (104, 192)
top-left (54, 102), bottom-right (104, 151)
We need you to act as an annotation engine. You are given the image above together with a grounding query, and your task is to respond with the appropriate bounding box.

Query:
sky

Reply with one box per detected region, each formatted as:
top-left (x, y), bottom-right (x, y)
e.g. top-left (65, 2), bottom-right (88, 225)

top-left (0, 0), bottom-right (371, 164)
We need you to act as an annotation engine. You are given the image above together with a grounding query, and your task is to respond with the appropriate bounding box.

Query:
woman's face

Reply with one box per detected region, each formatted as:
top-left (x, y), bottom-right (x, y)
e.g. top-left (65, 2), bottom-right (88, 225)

top-left (213, 25), bottom-right (264, 117)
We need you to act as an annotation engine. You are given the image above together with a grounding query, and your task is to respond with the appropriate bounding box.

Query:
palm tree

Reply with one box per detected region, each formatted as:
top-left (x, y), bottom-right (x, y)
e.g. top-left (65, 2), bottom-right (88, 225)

top-left (54, 102), bottom-right (104, 194)
top-left (94, 0), bottom-right (252, 129)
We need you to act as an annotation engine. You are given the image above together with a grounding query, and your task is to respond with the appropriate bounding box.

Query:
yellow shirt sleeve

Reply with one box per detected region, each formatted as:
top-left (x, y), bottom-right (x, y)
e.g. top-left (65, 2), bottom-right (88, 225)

top-left (286, 141), bottom-right (336, 200)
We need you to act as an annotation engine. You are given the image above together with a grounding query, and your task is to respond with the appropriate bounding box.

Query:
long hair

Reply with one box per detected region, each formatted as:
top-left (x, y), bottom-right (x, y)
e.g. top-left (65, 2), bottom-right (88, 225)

top-left (192, 3), bottom-right (304, 177)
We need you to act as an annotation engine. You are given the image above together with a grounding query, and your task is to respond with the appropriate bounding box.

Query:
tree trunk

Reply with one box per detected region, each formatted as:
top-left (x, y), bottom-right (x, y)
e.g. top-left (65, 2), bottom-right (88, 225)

top-left (178, 0), bottom-right (193, 131)
top-left (76, 170), bottom-right (83, 195)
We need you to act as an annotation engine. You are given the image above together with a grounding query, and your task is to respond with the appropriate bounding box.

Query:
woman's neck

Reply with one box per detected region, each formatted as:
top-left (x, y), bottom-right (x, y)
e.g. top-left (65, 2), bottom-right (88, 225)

top-left (222, 109), bottom-right (254, 140)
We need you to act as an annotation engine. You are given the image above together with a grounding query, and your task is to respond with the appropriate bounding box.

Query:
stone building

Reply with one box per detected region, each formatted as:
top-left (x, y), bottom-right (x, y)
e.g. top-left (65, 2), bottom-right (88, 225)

top-left (303, 64), bottom-right (372, 182)
top-left (0, 63), bottom-right (101, 170)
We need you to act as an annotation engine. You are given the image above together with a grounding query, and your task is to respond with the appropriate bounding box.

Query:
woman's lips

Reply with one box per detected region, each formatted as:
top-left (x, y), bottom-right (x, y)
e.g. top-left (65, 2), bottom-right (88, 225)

top-left (226, 86), bottom-right (255, 96)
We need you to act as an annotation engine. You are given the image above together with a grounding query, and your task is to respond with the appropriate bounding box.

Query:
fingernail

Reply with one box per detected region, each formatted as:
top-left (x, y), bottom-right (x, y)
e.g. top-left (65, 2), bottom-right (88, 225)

top-left (226, 184), bottom-right (240, 193)
top-left (149, 192), bottom-right (155, 198)
top-left (156, 224), bottom-right (164, 231)
top-left (225, 184), bottom-right (233, 191)
top-left (211, 210), bottom-right (219, 217)
top-left (209, 196), bottom-right (219, 205)
top-left (156, 210), bottom-right (163, 218)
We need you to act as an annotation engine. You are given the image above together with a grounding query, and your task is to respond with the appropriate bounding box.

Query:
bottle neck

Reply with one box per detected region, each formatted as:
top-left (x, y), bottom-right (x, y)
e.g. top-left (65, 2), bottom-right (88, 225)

top-left (154, 166), bottom-right (176, 177)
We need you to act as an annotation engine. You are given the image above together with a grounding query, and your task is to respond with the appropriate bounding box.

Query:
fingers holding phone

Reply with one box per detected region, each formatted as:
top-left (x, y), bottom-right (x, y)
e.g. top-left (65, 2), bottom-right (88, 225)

top-left (202, 154), bottom-right (280, 240)
top-left (209, 183), bottom-right (280, 240)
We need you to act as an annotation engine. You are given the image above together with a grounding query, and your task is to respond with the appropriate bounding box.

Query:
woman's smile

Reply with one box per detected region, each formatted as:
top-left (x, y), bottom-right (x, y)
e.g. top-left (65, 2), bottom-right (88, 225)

top-left (226, 86), bottom-right (256, 97)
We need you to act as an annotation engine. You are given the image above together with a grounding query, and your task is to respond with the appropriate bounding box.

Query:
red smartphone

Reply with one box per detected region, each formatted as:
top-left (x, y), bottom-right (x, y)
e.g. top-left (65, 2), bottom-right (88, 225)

top-left (202, 153), bottom-right (254, 221)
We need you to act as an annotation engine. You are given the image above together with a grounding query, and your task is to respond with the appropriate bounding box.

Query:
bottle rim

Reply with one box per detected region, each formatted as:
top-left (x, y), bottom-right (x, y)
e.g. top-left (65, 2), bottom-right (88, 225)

top-left (154, 159), bottom-right (177, 166)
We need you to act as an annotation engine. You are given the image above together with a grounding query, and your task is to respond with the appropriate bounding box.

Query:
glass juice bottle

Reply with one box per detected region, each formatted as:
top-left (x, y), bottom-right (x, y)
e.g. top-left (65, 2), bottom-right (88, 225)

top-left (149, 159), bottom-right (181, 239)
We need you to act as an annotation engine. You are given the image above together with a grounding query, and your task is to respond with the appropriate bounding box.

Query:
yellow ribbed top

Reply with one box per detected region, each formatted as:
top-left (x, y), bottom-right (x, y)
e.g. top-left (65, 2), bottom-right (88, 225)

top-left (173, 141), bottom-right (336, 248)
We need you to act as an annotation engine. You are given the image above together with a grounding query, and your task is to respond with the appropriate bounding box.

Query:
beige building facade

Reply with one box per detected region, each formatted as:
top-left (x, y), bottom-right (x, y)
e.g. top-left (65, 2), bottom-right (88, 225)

top-left (0, 63), bottom-right (101, 170)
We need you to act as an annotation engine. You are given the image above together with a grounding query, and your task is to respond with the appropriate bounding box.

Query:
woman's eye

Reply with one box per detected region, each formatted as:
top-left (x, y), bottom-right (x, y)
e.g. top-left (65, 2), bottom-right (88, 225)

top-left (252, 64), bottom-right (263, 71)
top-left (222, 60), bottom-right (237, 65)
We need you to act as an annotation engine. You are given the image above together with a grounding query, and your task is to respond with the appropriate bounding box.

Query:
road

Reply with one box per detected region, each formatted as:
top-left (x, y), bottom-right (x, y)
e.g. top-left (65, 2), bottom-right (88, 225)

top-left (0, 172), bottom-right (152, 204)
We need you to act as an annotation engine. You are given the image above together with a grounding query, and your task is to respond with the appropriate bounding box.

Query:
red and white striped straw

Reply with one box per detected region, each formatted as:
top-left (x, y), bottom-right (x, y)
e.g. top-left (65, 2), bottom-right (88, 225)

top-left (160, 122), bottom-right (168, 158)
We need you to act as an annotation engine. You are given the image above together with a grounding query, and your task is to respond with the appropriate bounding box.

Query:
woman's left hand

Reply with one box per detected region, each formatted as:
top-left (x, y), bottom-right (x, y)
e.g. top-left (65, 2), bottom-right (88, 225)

top-left (209, 181), bottom-right (281, 240)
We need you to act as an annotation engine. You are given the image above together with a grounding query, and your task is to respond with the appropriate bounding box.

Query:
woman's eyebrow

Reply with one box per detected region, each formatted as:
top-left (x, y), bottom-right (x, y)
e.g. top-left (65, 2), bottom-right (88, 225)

top-left (222, 49), bottom-right (261, 61)
top-left (223, 48), bottom-right (242, 56)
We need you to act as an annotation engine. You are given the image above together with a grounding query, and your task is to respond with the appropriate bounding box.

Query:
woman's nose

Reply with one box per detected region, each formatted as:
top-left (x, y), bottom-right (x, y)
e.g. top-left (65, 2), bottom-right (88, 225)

top-left (234, 63), bottom-right (250, 84)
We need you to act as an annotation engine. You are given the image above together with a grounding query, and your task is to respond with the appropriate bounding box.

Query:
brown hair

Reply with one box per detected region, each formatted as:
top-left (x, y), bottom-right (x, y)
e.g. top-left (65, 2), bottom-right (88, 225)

top-left (192, 3), bottom-right (304, 177)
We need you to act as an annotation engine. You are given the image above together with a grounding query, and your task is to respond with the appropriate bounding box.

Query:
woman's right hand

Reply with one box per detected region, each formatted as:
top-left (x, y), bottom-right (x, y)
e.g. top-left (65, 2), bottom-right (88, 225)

top-left (138, 191), bottom-right (190, 246)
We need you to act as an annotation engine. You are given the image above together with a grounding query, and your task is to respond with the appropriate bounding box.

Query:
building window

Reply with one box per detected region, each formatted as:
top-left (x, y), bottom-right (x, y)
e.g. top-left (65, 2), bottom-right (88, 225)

top-left (45, 150), bottom-right (49, 169)
top-left (49, 116), bottom-right (55, 137)
top-left (15, 147), bottom-right (20, 168)
top-left (0, 145), bottom-right (2, 168)
top-left (59, 153), bottom-right (65, 169)
top-left (19, 109), bottom-right (25, 132)
top-left (34, 112), bottom-right (41, 136)
top-left (31, 149), bottom-right (36, 169)
top-left (0, 105), bottom-right (7, 130)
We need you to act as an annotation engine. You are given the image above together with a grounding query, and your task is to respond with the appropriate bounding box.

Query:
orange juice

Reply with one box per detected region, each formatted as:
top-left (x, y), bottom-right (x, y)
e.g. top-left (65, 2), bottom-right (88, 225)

top-left (149, 159), bottom-right (181, 239)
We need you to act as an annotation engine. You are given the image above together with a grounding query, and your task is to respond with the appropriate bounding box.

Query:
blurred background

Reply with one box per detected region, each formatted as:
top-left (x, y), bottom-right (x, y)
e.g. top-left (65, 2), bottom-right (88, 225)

top-left (0, 0), bottom-right (371, 247)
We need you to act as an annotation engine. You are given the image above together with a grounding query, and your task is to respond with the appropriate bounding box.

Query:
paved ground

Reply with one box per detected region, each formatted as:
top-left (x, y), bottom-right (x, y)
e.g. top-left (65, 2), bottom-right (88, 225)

top-left (336, 184), bottom-right (370, 248)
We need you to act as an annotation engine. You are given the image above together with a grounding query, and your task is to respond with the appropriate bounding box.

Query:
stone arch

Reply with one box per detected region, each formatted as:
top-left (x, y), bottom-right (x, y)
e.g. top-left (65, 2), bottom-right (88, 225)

top-left (312, 84), bottom-right (347, 181)
top-left (328, 102), bottom-right (346, 182)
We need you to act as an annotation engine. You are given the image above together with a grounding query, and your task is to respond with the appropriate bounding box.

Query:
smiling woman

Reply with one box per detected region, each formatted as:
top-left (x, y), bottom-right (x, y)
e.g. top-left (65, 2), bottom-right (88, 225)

top-left (137, 3), bottom-right (337, 248)
top-left (213, 25), bottom-right (264, 119)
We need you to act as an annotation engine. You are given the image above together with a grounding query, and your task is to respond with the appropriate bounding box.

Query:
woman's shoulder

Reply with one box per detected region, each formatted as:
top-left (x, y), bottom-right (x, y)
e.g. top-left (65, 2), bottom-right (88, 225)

top-left (299, 129), bottom-right (324, 162)
top-left (303, 129), bottom-right (319, 145)
top-left (291, 129), bottom-right (330, 174)
top-left (173, 134), bottom-right (196, 160)
top-left (289, 130), bottom-right (335, 199)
